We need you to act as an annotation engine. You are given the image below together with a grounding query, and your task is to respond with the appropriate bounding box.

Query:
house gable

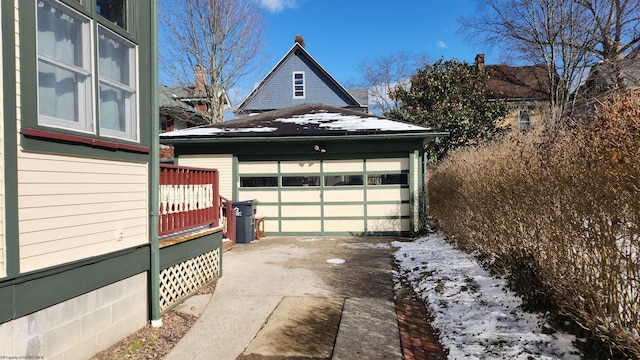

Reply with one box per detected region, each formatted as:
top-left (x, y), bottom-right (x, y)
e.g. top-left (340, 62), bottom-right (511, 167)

top-left (237, 42), bottom-right (365, 115)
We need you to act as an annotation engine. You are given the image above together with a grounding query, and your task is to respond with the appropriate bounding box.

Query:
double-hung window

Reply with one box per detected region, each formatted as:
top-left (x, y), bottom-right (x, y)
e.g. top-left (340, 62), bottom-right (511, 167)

top-left (35, 0), bottom-right (138, 142)
top-left (293, 71), bottom-right (305, 99)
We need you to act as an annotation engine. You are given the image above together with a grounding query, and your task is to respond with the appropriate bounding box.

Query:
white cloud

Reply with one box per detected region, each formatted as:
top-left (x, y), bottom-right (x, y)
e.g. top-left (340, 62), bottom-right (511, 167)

top-left (260, 0), bottom-right (297, 13)
top-left (437, 40), bottom-right (448, 49)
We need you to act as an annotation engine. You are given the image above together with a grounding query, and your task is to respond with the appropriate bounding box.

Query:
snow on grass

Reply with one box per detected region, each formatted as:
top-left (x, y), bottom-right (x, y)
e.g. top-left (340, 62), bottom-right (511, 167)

top-left (394, 233), bottom-right (581, 359)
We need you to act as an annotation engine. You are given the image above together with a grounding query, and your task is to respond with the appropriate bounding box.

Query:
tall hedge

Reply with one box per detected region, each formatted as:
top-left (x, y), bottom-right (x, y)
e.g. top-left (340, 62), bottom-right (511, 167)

top-left (428, 91), bottom-right (640, 356)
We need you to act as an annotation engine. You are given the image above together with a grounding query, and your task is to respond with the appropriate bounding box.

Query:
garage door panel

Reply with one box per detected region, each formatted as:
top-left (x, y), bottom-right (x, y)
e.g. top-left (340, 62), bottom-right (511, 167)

top-left (323, 204), bottom-right (364, 217)
top-left (281, 219), bottom-right (322, 232)
top-left (367, 218), bottom-right (410, 232)
top-left (256, 205), bottom-right (279, 217)
top-left (281, 205), bottom-right (321, 217)
top-left (280, 161), bottom-right (320, 173)
top-left (239, 190), bottom-right (279, 202)
top-left (367, 203), bottom-right (410, 217)
top-left (366, 158), bottom-right (409, 171)
top-left (324, 189), bottom-right (364, 202)
top-left (281, 190), bottom-right (321, 202)
top-left (239, 162), bottom-right (278, 174)
top-left (324, 219), bottom-right (365, 232)
top-left (323, 160), bottom-right (363, 172)
top-left (367, 188), bottom-right (410, 201)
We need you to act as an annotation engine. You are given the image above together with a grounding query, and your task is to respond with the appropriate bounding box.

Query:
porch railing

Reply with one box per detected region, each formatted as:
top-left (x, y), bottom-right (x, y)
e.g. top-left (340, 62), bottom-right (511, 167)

top-left (220, 195), bottom-right (236, 244)
top-left (159, 164), bottom-right (226, 237)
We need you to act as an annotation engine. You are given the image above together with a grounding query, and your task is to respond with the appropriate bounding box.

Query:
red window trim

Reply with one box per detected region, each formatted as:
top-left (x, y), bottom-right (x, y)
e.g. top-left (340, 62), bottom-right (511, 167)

top-left (22, 128), bottom-right (150, 154)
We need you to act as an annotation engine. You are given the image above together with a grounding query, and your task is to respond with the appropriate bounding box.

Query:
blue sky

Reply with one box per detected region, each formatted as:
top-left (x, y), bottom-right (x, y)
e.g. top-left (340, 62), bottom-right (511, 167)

top-left (251, 0), bottom-right (492, 92)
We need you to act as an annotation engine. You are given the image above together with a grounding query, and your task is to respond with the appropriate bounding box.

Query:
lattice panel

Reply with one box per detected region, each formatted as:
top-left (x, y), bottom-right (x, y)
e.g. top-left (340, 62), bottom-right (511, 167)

top-left (159, 249), bottom-right (220, 312)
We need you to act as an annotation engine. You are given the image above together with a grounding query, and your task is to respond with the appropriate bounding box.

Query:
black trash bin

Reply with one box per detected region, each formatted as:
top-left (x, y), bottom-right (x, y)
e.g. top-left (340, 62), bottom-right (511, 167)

top-left (233, 200), bottom-right (258, 243)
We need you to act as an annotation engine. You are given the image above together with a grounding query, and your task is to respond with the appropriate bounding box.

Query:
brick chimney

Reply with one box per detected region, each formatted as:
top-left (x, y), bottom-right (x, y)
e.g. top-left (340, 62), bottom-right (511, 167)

top-left (295, 35), bottom-right (305, 48)
top-left (194, 65), bottom-right (207, 94)
top-left (475, 54), bottom-right (485, 72)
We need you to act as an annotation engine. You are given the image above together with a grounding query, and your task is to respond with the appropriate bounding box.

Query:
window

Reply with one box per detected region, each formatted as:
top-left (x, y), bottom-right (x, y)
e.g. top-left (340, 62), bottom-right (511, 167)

top-left (37, 0), bottom-right (93, 132)
top-left (293, 71), bottom-right (305, 98)
top-left (36, 0), bottom-right (138, 141)
top-left (367, 173), bottom-right (408, 186)
top-left (518, 109), bottom-right (531, 131)
top-left (282, 176), bottom-right (320, 187)
top-left (240, 177), bottom-right (278, 188)
top-left (324, 175), bottom-right (363, 186)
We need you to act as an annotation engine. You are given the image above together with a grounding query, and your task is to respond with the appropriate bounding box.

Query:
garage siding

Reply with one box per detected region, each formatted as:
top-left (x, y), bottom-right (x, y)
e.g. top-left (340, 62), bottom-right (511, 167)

top-left (238, 157), bottom-right (414, 235)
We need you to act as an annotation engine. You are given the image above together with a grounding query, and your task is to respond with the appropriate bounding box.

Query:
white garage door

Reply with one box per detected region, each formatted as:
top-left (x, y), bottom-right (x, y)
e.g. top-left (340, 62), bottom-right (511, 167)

top-left (237, 158), bottom-right (412, 235)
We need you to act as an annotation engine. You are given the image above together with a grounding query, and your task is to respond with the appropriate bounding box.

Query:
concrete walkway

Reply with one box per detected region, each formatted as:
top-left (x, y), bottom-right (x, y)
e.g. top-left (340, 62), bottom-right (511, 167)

top-left (165, 236), bottom-right (404, 360)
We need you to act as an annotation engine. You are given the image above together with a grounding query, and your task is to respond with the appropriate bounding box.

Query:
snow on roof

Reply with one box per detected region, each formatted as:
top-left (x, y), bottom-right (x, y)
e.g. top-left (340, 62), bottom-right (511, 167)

top-left (160, 104), bottom-right (434, 139)
top-left (273, 110), bottom-right (426, 131)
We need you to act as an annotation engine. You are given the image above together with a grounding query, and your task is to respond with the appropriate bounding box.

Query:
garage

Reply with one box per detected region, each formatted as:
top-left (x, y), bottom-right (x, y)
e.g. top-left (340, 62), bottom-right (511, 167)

top-left (160, 104), bottom-right (447, 236)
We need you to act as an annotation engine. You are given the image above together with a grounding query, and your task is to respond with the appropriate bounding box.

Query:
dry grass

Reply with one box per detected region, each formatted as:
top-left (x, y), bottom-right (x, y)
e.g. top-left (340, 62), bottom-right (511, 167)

top-left (428, 90), bottom-right (640, 357)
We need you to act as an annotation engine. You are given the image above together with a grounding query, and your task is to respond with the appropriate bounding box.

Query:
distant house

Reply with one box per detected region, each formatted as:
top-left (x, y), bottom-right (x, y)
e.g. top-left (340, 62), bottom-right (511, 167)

top-left (475, 54), bottom-right (552, 131)
top-left (574, 51), bottom-right (640, 116)
top-left (235, 36), bottom-right (367, 116)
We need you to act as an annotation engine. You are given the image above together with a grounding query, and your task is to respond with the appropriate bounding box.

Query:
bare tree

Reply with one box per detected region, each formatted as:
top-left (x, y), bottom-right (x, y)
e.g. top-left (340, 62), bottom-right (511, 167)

top-left (160, 0), bottom-right (267, 123)
top-left (356, 52), bottom-right (430, 115)
top-left (461, 0), bottom-right (596, 127)
top-left (576, 0), bottom-right (640, 92)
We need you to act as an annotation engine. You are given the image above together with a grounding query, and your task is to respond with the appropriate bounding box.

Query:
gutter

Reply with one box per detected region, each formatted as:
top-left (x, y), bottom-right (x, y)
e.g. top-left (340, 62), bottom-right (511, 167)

top-left (159, 132), bottom-right (450, 145)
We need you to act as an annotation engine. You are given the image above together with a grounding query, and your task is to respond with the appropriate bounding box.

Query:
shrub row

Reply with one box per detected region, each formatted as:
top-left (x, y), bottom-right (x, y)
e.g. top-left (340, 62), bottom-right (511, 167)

top-left (428, 91), bottom-right (640, 356)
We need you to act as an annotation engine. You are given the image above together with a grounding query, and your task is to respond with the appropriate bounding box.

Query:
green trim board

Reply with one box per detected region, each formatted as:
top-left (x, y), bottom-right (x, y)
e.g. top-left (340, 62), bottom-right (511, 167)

top-left (0, 245), bottom-right (150, 323)
top-left (2, 0), bottom-right (19, 276)
top-left (159, 232), bottom-right (223, 269)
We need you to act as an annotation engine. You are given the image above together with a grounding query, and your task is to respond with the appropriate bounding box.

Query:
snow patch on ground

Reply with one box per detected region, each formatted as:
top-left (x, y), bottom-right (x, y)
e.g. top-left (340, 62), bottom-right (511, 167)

top-left (394, 234), bottom-right (581, 359)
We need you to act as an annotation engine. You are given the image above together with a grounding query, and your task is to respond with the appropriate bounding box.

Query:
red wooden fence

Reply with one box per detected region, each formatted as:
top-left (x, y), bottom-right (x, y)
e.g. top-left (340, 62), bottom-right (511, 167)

top-left (159, 164), bottom-right (222, 237)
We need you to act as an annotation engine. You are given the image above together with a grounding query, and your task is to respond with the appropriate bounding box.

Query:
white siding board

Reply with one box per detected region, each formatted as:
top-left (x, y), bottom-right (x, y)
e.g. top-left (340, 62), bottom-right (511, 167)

top-left (323, 204), bottom-right (364, 217)
top-left (323, 190), bottom-right (364, 202)
top-left (17, 153), bottom-right (148, 271)
top-left (367, 203), bottom-right (410, 217)
top-left (178, 154), bottom-right (233, 199)
top-left (281, 220), bottom-right (321, 232)
top-left (367, 188), bottom-right (410, 201)
top-left (324, 220), bottom-right (364, 232)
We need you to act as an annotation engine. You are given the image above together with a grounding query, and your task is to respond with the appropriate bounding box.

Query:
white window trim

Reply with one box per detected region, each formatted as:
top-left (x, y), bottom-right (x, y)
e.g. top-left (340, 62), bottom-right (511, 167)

top-left (293, 71), bottom-right (305, 99)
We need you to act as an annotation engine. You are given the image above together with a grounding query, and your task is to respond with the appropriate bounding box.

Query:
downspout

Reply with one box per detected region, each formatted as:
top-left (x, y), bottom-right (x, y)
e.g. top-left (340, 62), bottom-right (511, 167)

top-left (149, 0), bottom-right (162, 327)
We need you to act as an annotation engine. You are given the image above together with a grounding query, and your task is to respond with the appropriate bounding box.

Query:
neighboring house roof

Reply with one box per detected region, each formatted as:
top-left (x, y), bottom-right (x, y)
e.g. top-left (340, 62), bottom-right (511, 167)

top-left (236, 42), bottom-right (366, 114)
top-left (159, 85), bottom-right (210, 126)
top-left (161, 103), bottom-right (433, 140)
top-left (484, 64), bottom-right (551, 101)
top-left (581, 52), bottom-right (640, 96)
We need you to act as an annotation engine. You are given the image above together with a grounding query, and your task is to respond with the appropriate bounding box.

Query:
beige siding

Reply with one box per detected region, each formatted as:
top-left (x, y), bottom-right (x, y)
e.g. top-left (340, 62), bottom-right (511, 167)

top-left (18, 153), bottom-right (148, 272)
top-left (367, 218), bottom-right (410, 232)
top-left (281, 205), bottom-right (321, 217)
top-left (324, 189), bottom-right (364, 202)
top-left (178, 154), bottom-right (233, 199)
top-left (281, 190), bottom-right (321, 202)
top-left (367, 203), bottom-right (410, 217)
top-left (367, 188), bottom-right (410, 202)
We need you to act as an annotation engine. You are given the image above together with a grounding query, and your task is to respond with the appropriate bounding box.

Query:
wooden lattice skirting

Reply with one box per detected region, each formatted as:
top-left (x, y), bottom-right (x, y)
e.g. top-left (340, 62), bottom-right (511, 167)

top-left (159, 248), bottom-right (220, 312)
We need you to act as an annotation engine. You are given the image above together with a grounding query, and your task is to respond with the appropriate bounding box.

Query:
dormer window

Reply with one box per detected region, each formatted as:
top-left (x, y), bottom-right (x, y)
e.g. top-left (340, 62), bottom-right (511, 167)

top-left (293, 71), bottom-right (305, 99)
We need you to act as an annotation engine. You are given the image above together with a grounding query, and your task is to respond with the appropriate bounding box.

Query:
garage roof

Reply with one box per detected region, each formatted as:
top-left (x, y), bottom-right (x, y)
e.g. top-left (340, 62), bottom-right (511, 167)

top-left (160, 104), bottom-right (435, 140)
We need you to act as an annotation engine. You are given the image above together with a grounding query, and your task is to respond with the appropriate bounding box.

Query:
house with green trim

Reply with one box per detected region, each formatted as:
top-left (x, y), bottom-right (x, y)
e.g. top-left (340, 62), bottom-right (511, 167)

top-left (161, 104), bottom-right (447, 236)
top-left (1, 1), bottom-right (225, 358)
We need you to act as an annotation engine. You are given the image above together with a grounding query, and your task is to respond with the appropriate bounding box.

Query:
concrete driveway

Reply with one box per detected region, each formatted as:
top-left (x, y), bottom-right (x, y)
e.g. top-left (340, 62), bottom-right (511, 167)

top-left (164, 236), bottom-right (405, 360)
